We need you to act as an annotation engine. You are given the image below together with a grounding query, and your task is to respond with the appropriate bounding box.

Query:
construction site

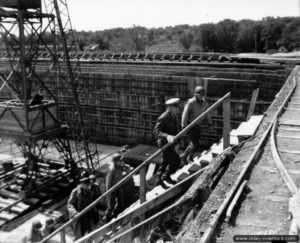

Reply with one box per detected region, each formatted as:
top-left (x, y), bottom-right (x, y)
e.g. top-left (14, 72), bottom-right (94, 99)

top-left (0, 1), bottom-right (300, 243)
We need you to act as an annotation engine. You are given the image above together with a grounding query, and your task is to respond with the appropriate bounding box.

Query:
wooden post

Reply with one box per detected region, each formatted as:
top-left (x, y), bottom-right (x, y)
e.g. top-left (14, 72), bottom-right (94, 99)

top-left (140, 166), bottom-right (146, 204)
top-left (246, 88), bottom-right (260, 121)
top-left (223, 98), bottom-right (230, 150)
top-left (60, 229), bottom-right (66, 243)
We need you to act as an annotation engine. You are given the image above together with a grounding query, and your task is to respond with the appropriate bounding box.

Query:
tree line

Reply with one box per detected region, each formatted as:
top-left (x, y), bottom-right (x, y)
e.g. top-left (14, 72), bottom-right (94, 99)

top-left (1, 16), bottom-right (299, 54)
top-left (74, 16), bottom-right (300, 53)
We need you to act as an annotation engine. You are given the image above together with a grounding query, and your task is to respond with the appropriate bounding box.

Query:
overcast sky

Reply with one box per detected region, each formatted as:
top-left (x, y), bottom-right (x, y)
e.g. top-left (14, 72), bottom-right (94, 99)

top-left (68, 0), bottom-right (299, 31)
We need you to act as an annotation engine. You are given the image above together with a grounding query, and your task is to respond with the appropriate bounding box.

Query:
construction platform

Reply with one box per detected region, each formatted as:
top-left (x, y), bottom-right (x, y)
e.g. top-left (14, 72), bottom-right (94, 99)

top-left (0, 142), bottom-right (121, 243)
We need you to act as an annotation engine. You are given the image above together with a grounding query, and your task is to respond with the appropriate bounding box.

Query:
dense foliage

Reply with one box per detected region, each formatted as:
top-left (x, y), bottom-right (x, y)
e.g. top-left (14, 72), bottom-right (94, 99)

top-left (73, 17), bottom-right (300, 53)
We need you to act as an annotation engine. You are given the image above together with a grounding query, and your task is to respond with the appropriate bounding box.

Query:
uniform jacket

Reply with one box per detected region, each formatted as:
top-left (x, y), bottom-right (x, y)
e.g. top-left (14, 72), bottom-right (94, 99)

top-left (106, 165), bottom-right (124, 191)
top-left (154, 110), bottom-right (179, 147)
top-left (181, 97), bottom-right (211, 128)
top-left (67, 185), bottom-right (93, 239)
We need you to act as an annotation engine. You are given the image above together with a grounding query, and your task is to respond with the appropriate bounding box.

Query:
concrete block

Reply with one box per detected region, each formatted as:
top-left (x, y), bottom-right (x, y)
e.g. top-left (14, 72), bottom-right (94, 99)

top-left (211, 142), bottom-right (224, 157)
top-left (236, 115), bottom-right (264, 137)
top-left (187, 162), bottom-right (201, 173)
top-left (176, 170), bottom-right (190, 181)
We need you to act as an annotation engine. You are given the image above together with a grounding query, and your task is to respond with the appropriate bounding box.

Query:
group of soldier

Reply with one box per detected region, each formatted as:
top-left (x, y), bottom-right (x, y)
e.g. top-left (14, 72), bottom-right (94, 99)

top-left (154, 85), bottom-right (212, 189)
top-left (23, 218), bottom-right (54, 243)
top-left (65, 85), bottom-right (210, 240)
top-left (67, 153), bottom-right (135, 240)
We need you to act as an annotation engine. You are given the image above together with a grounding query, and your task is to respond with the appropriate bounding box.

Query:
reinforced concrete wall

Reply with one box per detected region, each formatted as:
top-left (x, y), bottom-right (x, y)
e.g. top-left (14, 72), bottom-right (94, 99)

top-left (0, 61), bottom-right (291, 148)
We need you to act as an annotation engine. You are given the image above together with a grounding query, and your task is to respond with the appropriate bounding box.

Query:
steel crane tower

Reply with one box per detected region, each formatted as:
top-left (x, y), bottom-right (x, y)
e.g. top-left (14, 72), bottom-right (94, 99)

top-left (0, 0), bottom-right (99, 194)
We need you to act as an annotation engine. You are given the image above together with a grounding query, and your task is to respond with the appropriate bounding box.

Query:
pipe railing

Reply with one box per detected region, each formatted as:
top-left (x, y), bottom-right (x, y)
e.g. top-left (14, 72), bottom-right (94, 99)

top-left (40, 92), bottom-right (230, 243)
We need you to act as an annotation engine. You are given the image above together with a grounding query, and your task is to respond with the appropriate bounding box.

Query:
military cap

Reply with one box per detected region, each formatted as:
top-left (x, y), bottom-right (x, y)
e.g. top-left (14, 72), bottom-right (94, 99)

top-left (112, 153), bottom-right (122, 162)
top-left (79, 171), bottom-right (90, 183)
top-left (165, 98), bottom-right (180, 106)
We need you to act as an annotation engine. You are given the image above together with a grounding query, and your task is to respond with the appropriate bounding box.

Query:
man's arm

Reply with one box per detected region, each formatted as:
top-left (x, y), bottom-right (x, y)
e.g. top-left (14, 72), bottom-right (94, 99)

top-left (67, 189), bottom-right (78, 218)
top-left (106, 170), bottom-right (113, 191)
top-left (154, 116), bottom-right (168, 139)
top-left (181, 102), bottom-right (190, 128)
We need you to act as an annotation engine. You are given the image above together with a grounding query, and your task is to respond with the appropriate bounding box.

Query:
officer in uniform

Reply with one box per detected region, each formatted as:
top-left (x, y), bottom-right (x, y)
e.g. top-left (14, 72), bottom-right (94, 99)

top-left (181, 86), bottom-right (212, 163)
top-left (67, 172), bottom-right (94, 240)
top-left (153, 98), bottom-right (181, 189)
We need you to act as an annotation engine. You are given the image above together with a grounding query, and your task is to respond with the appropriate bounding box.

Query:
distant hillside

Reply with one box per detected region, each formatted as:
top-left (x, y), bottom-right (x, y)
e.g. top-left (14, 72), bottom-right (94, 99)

top-left (72, 17), bottom-right (300, 53)
top-left (145, 42), bottom-right (184, 53)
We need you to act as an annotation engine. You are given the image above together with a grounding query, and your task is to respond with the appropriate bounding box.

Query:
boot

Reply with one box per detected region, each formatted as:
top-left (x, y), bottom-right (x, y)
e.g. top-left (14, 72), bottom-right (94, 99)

top-left (155, 179), bottom-right (169, 189)
top-left (180, 153), bottom-right (188, 165)
top-left (164, 176), bottom-right (177, 185)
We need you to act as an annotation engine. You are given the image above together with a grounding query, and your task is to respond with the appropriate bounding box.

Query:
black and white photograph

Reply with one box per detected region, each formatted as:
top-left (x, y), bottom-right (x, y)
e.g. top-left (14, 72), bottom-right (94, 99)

top-left (0, 0), bottom-right (299, 242)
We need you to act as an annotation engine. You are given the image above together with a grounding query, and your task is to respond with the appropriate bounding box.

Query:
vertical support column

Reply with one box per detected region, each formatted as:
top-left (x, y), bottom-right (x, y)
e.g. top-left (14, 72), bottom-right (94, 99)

top-left (140, 166), bottom-right (146, 204)
top-left (223, 97), bottom-right (230, 150)
top-left (18, 9), bottom-right (29, 131)
top-left (60, 229), bottom-right (66, 243)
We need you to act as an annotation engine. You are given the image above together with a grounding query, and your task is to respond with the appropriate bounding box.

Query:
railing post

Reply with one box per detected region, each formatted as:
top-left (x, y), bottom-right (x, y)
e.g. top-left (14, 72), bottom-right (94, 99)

top-left (223, 97), bottom-right (230, 150)
top-left (140, 166), bottom-right (146, 203)
top-left (60, 228), bottom-right (66, 243)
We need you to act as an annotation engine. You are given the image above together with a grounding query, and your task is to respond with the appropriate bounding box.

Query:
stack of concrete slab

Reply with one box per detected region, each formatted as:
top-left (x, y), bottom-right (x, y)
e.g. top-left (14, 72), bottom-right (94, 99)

top-left (234, 115), bottom-right (264, 142)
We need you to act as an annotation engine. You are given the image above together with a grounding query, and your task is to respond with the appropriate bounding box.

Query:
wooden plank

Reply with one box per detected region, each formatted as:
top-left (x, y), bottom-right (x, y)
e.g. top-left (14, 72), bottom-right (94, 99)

top-left (223, 99), bottom-right (230, 149)
top-left (145, 163), bottom-right (156, 180)
top-left (211, 142), bottom-right (224, 157)
top-left (246, 88), bottom-right (260, 120)
top-left (277, 134), bottom-right (300, 140)
top-left (278, 149), bottom-right (300, 155)
top-left (0, 190), bottom-right (20, 200)
top-left (229, 129), bottom-right (239, 145)
top-left (279, 119), bottom-right (300, 126)
top-left (187, 163), bottom-right (202, 173)
top-left (278, 127), bottom-right (300, 132)
top-left (0, 211), bottom-right (18, 221)
top-left (271, 120), bottom-right (297, 194)
top-left (10, 205), bottom-right (25, 214)
top-left (284, 107), bottom-right (300, 111)
top-left (139, 167), bottom-right (146, 203)
top-left (236, 115), bottom-right (264, 137)
top-left (176, 170), bottom-right (190, 181)
top-left (288, 169), bottom-right (300, 175)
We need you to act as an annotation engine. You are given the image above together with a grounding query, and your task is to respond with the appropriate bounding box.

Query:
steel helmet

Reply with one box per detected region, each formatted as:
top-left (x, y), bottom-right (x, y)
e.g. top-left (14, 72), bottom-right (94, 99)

top-left (194, 86), bottom-right (205, 95)
top-left (112, 153), bottom-right (122, 162)
top-left (32, 220), bottom-right (42, 230)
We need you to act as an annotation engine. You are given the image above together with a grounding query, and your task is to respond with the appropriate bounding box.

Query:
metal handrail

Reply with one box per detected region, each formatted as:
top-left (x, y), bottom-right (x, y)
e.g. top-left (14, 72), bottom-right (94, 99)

top-left (40, 92), bottom-right (230, 243)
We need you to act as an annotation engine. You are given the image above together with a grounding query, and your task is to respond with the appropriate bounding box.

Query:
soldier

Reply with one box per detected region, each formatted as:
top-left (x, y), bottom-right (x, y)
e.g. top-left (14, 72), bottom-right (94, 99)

top-left (153, 98), bottom-right (181, 189)
top-left (23, 220), bottom-right (43, 243)
top-left (181, 86), bottom-right (212, 163)
top-left (67, 172), bottom-right (94, 240)
top-left (42, 218), bottom-right (55, 241)
top-left (105, 153), bottom-right (127, 222)
top-left (89, 174), bottom-right (101, 225)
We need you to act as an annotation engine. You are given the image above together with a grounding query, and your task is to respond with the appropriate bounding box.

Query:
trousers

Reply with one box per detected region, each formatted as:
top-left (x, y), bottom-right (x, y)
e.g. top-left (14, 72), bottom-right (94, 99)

top-left (157, 145), bottom-right (180, 180)
top-left (182, 125), bottom-right (201, 160)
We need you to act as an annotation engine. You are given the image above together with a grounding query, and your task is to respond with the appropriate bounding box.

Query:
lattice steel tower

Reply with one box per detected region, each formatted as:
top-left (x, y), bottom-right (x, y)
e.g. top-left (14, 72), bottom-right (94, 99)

top-left (0, 0), bottom-right (99, 193)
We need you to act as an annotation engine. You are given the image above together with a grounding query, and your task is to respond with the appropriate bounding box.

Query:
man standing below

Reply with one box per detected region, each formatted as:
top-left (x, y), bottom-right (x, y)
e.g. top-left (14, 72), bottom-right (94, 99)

top-left (67, 172), bottom-right (93, 240)
top-left (105, 153), bottom-right (127, 222)
top-left (153, 98), bottom-right (181, 189)
top-left (89, 174), bottom-right (101, 225)
top-left (181, 86), bottom-right (212, 163)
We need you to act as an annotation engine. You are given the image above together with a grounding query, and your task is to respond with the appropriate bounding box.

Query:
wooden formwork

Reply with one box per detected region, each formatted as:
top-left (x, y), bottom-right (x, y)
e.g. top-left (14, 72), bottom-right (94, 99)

top-left (0, 100), bottom-right (59, 136)
top-left (0, 63), bottom-right (288, 146)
